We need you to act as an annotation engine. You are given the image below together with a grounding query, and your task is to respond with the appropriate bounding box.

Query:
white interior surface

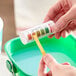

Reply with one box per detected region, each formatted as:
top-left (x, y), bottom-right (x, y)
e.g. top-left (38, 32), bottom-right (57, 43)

top-left (0, 53), bottom-right (12, 76)
top-left (14, 0), bottom-right (57, 28)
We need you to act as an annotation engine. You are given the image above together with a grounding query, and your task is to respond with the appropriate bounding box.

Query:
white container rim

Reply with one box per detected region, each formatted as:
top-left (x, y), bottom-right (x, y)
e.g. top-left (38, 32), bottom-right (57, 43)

top-left (0, 17), bottom-right (3, 32)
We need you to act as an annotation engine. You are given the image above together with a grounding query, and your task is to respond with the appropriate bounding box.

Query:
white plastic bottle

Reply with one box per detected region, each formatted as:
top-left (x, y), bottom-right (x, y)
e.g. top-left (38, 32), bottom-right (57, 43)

top-left (0, 18), bottom-right (3, 54)
top-left (19, 21), bottom-right (55, 44)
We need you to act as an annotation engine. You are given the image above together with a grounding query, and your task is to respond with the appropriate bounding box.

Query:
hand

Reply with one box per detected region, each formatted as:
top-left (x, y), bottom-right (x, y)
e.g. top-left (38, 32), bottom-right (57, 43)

top-left (44, 0), bottom-right (76, 39)
top-left (38, 54), bottom-right (76, 76)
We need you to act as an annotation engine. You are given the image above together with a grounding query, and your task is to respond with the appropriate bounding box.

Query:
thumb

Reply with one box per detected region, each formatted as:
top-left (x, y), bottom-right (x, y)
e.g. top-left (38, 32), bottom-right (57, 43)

top-left (43, 54), bottom-right (58, 71)
top-left (52, 5), bottom-right (76, 33)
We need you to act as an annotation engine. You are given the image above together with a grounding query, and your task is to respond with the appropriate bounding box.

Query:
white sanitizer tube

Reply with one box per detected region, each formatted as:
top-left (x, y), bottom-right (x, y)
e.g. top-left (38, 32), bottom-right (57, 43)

top-left (19, 21), bottom-right (55, 44)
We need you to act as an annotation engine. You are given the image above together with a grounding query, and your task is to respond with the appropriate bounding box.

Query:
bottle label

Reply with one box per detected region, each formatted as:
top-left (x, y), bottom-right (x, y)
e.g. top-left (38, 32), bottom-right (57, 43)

top-left (19, 21), bottom-right (55, 44)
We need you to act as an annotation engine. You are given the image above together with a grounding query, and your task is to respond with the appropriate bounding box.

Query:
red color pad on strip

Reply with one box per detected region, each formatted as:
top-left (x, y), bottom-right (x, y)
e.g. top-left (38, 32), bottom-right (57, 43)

top-left (27, 34), bottom-right (32, 40)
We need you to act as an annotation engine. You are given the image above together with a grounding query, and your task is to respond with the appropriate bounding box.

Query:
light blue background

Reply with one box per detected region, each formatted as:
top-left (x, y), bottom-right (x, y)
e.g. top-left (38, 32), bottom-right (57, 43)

top-left (0, 29), bottom-right (3, 54)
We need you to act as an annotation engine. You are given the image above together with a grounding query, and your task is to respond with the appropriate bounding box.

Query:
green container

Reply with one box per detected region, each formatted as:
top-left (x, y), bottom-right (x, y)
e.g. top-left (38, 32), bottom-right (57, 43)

top-left (4, 35), bottom-right (76, 76)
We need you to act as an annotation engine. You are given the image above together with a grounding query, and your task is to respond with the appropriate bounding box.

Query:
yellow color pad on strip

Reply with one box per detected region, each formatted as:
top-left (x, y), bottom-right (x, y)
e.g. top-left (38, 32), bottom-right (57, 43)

top-left (33, 34), bottom-right (46, 56)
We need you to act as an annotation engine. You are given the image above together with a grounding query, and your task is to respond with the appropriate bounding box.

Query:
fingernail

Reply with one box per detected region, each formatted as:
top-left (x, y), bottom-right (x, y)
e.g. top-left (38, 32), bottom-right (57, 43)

top-left (43, 55), bottom-right (47, 60)
top-left (43, 54), bottom-right (49, 62)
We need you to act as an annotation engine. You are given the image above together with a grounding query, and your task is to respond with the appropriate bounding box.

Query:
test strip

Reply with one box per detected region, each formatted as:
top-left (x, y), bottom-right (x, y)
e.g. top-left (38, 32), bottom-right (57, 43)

top-left (33, 34), bottom-right (46, 56)
top-left (32, 32), bottom-right (35, 35)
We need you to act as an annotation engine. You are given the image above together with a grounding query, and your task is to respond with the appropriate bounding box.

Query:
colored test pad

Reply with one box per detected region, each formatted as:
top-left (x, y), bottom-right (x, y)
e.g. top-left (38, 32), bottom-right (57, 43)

top-left (45, 27), bottom-right (49, 33)
top-left (36, 31), bottom-right (41, 37)
top-left (40, 29), bottom-right (45, 35)
top-left (27, 34), bottom-right (32, 40)
top-left (27, 27), bottom-right (50, 41)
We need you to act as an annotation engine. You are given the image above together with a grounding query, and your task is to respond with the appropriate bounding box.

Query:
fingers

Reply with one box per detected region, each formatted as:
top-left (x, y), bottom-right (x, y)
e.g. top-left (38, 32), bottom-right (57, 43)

top-left (43, 1), bottom-right (62, 23)
top-left (61, 30), bottom-right (70, 38)
top-left (48, 29), bottom-right (70, 39)
top-left (48, 33), bottom-right (61, 39)
top-left (43, 54), bottom-right (58, 71)
top-left (55, 32), bottom-right (61, 39)
top-left (46, 62), bottom-right (70, 76)
top-left (38, 54), bottom-right (71, 76)
top-left (61, 30), bottom-right (66, 38)
top-left (52, 5), bottom-right (76, 33)
top-left (46, 71), bottom-right (52, 76)
top-left (38, 58), bottom-right (45, 76)
top-left (62, 62), bottom-right (70, 65)
top-left (38, 57), bottom-right (53, 76)
top-left (48, 34), bottom-right (55, 38)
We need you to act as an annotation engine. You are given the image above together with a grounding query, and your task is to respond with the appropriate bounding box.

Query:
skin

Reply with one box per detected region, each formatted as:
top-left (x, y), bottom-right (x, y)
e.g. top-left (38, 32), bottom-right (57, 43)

top-left (43, 0), bottom-right (76, 39)
top-left (38, 1), bottom-right (76, 75)
top-left (38, 54), bottom-right (76, 76)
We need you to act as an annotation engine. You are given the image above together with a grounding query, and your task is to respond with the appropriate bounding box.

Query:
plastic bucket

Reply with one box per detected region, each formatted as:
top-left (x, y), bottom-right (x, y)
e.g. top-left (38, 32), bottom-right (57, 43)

top-left (4, 35), bottom-right (76, 76)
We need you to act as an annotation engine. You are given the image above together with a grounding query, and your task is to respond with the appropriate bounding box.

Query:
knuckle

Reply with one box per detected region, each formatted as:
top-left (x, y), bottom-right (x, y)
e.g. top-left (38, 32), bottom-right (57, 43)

top-left (72, 5), bottom-right (76, 10)
top-left (71, 5), bottom-right (76, 13)
top-left (54, 64), bottom-right (61, 70)
top-left (62, 16), bottom-right (68, 23)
